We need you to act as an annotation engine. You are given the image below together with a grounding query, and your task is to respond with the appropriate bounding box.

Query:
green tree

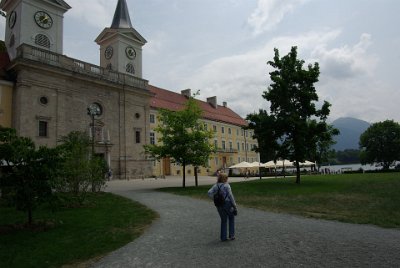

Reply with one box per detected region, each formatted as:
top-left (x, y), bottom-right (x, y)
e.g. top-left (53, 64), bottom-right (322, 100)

top-left (263, 46), bottom-right (337, 183)
top-left (246, 109), bottom-right (279, 163)
top-left (0, 127), bottom-right (61, 225)
top-left (335, 149), bottom-right (361, 165)
top-left (57, 131), bottom-right (107, 205)
top-left (359, 120), bottom-right (400, 170)
top-left (310, 123), bottom-right (339, 170)
top-left (144, 95), bottom-right (214, 188)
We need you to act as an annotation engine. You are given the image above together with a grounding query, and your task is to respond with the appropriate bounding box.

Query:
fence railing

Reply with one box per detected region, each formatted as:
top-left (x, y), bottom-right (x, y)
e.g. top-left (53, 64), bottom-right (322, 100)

top-left (17, 44), bottom-right (148, 90)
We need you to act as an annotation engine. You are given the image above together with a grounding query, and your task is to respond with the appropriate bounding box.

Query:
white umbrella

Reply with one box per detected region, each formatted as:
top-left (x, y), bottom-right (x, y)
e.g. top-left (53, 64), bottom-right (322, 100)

top-left (299, 160), bottom-right (315, 167)
top-left (262, 161), bottom-right (277, 168)
top-left (275, 159), bottom-right (294, 168)
top-left (249, 161), bottom-right (261, 167)
top-left (228, 161), bottom-right (253, 169)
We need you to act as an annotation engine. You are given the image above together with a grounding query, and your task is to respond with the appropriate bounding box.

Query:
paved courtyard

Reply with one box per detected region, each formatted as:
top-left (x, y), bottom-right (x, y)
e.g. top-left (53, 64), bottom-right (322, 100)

top-left (92, 176), bottom-right (400, 267)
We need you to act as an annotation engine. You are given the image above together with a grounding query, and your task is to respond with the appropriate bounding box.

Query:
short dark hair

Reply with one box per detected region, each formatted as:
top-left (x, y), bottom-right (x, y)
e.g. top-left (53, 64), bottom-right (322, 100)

top-left (217, 173), bottom-right (228, 183)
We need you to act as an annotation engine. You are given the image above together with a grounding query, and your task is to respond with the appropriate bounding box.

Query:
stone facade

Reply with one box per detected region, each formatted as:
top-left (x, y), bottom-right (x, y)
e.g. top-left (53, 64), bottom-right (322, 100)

top-left (7, 44), bottom-right (153, 179)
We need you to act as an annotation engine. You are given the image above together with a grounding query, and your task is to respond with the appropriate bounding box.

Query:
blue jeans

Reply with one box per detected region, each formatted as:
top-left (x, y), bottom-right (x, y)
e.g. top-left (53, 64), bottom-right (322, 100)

top-left (217, 201), bottom-right (235, 241)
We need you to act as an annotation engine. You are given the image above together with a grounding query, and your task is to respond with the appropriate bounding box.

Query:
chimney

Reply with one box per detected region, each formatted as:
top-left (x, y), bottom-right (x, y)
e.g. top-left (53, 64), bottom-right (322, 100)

top-left (223, 101), bottom-right (227, 107)
top-left (181, 88), bottom-right (191, 98)
top-left (207, 96), bottom-right (217, 109)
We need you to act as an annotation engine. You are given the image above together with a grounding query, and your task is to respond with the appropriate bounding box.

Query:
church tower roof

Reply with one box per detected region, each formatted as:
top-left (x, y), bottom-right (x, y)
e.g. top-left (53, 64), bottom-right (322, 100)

top-left (110, 0), bottom-right (132, 29)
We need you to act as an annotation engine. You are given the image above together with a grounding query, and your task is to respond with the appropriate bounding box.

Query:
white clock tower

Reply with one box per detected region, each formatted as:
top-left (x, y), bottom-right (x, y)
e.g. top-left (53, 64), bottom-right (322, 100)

top-left (95, 0), bottom-right (146, 78)
top-left (0, 0), bottom-right (71, 61)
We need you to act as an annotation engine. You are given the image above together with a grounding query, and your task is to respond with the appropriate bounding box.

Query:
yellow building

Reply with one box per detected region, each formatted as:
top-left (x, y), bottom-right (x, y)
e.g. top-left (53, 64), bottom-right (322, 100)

top-left (148, 85), bottom-right (258, 177)
top-left (0, 50), bottom-right (12, 128)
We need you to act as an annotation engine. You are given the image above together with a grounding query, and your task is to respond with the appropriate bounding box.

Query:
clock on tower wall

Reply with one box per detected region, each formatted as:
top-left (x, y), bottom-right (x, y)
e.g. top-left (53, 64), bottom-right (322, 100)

top-left (125, 46), bottom-right (136, 75)
top-left (0, 0), bottom-right (71, 61)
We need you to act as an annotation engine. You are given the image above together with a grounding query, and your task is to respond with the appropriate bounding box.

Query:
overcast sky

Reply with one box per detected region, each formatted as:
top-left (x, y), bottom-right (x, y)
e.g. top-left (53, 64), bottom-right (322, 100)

top-left (1, 0), bottom-right (399, 123)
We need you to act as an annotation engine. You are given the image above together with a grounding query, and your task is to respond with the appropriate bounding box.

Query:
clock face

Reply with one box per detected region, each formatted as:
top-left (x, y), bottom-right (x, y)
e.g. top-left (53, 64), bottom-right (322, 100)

top-left (88, 103), bottom-right (102, 116)
top-left (125, 46), bottom-right (136, 60)
top-left (9, 11), bottom-right (17, 29)
top-left (105, 46), bottom-right (113, 59)
top-left (34, 11), bottom-right (53, 29)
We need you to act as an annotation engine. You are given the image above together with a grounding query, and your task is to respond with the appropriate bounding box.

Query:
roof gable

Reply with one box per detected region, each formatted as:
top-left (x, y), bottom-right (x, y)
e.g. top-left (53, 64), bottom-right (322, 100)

top-left (95, 28), bottom-right (146, 45)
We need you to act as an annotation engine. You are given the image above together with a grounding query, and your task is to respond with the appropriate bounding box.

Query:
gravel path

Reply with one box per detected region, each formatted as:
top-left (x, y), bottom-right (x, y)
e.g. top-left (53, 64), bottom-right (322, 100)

top-left (93, 187), bottom-right (400, 267)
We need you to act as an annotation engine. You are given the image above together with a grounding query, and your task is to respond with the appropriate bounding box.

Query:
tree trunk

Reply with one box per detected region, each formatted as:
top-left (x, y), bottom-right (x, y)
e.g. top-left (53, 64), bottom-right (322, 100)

top-left (194, 166), bottom-right (198, 187)
top-left (182, 163), bottom-right (186, 188)
top-left (295, 161), bottom-right (301, 184)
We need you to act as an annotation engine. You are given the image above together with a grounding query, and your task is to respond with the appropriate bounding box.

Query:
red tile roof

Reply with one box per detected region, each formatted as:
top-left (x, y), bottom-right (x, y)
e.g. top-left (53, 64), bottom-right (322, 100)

top-left (149, 85), bottom-right (247, 127)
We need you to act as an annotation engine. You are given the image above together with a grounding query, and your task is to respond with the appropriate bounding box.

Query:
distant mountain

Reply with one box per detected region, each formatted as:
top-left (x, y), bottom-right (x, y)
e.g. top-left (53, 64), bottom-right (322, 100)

top-left (331, 117), bottom-right (371, 151)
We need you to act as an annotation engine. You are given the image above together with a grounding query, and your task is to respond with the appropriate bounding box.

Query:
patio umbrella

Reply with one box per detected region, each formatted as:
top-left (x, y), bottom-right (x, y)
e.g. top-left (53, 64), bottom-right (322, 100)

top-left (228, 161), bottom-right (253, 169)
top-left (275, 159), bottom-right (294, 168)
top-left (299, 160), bottom-right (315, 167)
top-left (262, 161), bottom-right (277, 168)
top-left (249, 161), bottom-right (261, 168)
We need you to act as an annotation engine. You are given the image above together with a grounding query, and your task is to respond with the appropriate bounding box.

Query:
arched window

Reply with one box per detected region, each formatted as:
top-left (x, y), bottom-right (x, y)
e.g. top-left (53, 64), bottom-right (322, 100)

top-left (35, 34), bottom-right (50, 48)
top-left (126, 63), bottom-right (135, 74)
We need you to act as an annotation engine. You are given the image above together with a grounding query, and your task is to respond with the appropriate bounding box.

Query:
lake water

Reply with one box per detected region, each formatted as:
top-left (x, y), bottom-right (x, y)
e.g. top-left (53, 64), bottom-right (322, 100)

top-left (320, 163), bottom-right (377, 173)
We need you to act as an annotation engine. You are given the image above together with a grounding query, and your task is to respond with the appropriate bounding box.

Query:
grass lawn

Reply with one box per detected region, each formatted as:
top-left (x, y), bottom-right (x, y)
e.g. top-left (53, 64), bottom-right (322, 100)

top-left (0, 192), bottom-right (158, 268)
top-left (159, 173), bottom-right (400, 228)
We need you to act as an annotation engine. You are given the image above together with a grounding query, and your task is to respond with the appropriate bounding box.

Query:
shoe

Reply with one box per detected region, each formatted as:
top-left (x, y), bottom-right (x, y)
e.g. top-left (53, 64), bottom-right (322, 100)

top-left (229, 237), bottom-right (235, 241)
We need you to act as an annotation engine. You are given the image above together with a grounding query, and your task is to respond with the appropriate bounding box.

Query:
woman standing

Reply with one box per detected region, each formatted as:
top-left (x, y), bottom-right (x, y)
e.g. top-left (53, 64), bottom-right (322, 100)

top-left (208, 173), bottom-right (238, 241)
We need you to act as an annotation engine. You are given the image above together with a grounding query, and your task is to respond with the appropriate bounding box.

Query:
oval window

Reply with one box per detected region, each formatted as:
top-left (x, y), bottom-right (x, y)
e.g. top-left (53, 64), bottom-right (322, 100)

top-left (39, 96), bottom-right (48, 105)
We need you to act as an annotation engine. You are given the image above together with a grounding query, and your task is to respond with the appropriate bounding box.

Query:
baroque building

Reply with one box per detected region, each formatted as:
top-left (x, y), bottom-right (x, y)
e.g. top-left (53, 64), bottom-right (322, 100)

top-left (0, 0), bottom-right (258, 179)
top-left (148, 86), bottom-right (258, 177)
top-left (0, 0), bottom-right (153, 179)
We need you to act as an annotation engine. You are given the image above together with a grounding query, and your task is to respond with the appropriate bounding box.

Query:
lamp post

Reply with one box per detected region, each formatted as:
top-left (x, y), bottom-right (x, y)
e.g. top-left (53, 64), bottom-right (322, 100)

top-left (87, 103), bottom-right (101, 156)
top-left (87, 103), bottom-right (101, 191)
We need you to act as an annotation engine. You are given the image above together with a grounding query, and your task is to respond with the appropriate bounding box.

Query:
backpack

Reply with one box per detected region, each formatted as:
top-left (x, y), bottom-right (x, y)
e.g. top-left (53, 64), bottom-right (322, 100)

top-left (213, 184), bottom-right (226, 207)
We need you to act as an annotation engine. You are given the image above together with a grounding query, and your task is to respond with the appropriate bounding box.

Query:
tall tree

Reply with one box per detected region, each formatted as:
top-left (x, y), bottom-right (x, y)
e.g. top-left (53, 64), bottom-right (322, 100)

top-left (359, 120), bottom-right (400, 170)
top-left (144, 95), bottom-right (214, 187)
top-left (263, 46), bottom-right (337, 183)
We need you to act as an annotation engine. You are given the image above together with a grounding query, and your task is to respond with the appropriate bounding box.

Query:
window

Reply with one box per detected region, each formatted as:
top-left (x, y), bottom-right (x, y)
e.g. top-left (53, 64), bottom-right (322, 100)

top-left (228, 128), bottom-right (231, 135)
top-left (229, 141), bottom-right (233, 151)
top-left (38, 120), bottom-right (48, 137)
top-left (39, 96), bottom-right (48, 105)
top-left (203, 123), bottom-right (208, 131)
top-left (150, 132), bottom-right (155, 145)
top-left (214, 140), bottom-right (218, 149)
top-left (215, 157), bottom-right (219, 166)
top-left (150, 114), bottom-right (155, 123)
top-left (222, 141), bottom-right (226, 150)
top-left (242, 143), bottom-right (245, 151)
top-left (126, 63), bottom-right (135, 74)
top-left (213, 125), bottom-right (217, 132)
top-left (237, 129), bottom-right (239, 136)
top-left (135, 130), bottom-right (141, 143)
top-left (238, 157), bottom-right (241, 163)
top-left (221, 126), bottom-right (225, 134)
top-left (35, 34), bottom-right (50, 48)
top-left (237, 142), bottom-right (240, 151)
